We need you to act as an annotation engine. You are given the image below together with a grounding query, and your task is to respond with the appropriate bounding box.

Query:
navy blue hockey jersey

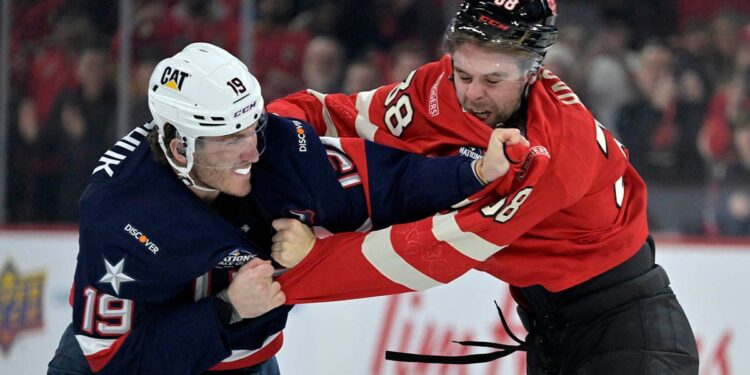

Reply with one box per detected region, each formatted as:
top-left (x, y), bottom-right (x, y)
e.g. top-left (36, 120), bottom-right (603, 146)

top-left (69, 115), bottom-right (483, 374)
top-left (73, 124), bottom-right (289, 374)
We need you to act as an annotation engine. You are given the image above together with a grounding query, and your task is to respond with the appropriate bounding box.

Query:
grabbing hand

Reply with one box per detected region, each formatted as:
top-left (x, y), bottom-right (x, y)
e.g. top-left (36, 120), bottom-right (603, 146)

top-left (476, 128), bottom-right (530, 183)
top-left (271, 218), bottom-right (316, 268)
top-left (226, 258), bottom-right (285, 318)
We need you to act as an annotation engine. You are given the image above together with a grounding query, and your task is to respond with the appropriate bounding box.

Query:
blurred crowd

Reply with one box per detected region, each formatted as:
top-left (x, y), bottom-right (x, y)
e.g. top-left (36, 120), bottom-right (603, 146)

top-left (4, 0), bottom-right (750, 237)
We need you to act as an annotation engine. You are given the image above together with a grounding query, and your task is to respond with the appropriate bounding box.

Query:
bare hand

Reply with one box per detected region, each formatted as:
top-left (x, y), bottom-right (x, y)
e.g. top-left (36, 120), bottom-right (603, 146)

top-left (226, 258), bottom-right (285, 318)
top-left (478, 128), bottom-right (530, 183)
top-left (61, 105), bottom-right (86, 139)
top-left (271, 218), bottom-right (316, 268)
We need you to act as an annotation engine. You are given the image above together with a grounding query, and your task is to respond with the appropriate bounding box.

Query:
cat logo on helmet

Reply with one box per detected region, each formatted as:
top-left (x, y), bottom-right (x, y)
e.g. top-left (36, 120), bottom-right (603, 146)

top-left (160, 66), bottom-right (190, 91)
top-left (148, 42), bottom-right (265, 191)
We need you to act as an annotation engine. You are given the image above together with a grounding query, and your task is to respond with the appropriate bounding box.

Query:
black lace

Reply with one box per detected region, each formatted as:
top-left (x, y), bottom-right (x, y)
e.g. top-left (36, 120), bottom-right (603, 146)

top-left (385, 301), bottom-right (528, 364)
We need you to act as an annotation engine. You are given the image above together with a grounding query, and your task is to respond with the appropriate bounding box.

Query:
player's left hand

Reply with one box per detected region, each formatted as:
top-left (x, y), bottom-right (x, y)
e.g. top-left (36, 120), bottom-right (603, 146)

top-left (271, 218), bottom-right (316, 268)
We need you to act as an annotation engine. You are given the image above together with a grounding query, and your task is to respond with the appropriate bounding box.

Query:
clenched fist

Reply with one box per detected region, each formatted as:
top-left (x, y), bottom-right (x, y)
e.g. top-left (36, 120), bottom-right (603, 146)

top-left (477, 128), bottom-right (530, 183)
top-left (226, 258), bottom-right (286, 318)
top-left (270, 218), bottom-right (316, 268)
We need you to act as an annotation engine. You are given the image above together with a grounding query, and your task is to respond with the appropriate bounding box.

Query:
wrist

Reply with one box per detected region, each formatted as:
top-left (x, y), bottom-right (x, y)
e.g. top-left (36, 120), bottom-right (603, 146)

top-left (473, 159), bottom-right (490, 185)
top-left (215, 289), bottom-right (242, 325)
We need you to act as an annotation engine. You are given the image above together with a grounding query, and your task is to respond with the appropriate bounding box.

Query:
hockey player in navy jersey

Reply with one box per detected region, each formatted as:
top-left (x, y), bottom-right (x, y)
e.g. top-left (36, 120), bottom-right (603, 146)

top-left (47, 43), bottom-right (528, 375)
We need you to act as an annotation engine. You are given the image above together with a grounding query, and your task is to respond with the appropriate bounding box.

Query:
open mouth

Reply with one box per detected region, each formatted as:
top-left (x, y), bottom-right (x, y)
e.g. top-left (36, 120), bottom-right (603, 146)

top-left (468, 109), bottom-right (491, 120)
top-left (233, 164), bottom-right (253, 175)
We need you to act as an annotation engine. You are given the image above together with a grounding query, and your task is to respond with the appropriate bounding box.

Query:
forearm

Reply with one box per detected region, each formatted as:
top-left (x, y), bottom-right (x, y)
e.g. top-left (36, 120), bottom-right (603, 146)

top-left (276, 146), bottom-right (550, 303)
top-left (276, 215), bottom-right (485, 304)
top-left (365, 149), bottom-right (485, 227)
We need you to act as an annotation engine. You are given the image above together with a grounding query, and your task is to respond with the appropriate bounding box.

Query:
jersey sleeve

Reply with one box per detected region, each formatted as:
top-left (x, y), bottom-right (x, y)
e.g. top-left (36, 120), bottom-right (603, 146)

top-left (85, 297), bottom-right (290, 375)
top-left (267, 89), bottom-right (361, 138)
top-left (324, 136), bottom-right (485, 229)
top-left (267, 61), bottom-right (445, 153)
top-left (276, 146), bottom-right (559, 303)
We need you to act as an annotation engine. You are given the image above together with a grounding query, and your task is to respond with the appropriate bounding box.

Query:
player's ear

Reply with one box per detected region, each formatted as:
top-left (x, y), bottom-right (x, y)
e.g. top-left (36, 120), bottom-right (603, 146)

top-left (169, 138), bottom-right (188, 166)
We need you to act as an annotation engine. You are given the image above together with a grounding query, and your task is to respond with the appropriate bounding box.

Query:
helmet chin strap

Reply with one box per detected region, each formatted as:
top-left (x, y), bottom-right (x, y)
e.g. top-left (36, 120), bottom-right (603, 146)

top-left (157, 132), bottom-right (219, 192)
top-left (183, 176), bottom-right (221, 193)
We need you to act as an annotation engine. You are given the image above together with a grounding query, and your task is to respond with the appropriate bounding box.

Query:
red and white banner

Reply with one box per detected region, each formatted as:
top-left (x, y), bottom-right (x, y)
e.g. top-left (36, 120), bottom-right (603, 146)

top-left (0, 231), bottom-right (747, 375)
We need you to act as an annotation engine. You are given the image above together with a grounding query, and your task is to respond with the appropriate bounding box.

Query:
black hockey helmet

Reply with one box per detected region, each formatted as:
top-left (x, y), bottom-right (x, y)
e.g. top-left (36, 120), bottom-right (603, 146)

top-left (445, 0), bottom-right (558, 57)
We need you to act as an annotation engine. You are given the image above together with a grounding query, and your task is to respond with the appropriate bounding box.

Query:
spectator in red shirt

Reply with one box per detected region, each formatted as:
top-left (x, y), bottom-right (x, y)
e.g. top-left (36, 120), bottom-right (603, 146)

top-left (699, 24), bottom-right (750, 164)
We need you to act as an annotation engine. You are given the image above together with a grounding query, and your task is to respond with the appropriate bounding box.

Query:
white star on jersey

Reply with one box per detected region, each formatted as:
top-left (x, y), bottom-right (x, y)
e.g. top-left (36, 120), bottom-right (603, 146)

top-left (99, 257), bottom-right (135, 295)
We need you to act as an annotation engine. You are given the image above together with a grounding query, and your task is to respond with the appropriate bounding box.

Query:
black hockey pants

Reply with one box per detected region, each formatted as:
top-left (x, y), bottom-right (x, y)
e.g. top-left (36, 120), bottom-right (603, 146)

top-left (514, 236), bottom-right (699, 375)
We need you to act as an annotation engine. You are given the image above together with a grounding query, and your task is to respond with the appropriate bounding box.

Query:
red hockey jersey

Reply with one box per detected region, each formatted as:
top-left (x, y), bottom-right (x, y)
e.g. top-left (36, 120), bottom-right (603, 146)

top-left (270, 55), bottom-right (649, 302)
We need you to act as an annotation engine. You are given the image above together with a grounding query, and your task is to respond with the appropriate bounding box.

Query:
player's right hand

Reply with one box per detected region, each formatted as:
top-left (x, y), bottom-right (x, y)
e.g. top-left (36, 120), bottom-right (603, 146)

top-left (270, 218), bottom-right (316, 268)
top-left (478, 128), bottom-right (530, 183)
top-left (227, 258), bottom-right (286, 318)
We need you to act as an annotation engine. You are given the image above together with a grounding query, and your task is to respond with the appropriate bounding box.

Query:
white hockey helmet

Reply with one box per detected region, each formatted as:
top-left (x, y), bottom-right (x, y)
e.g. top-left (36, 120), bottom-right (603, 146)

top-left (148, 42), bottom-right (265, 187)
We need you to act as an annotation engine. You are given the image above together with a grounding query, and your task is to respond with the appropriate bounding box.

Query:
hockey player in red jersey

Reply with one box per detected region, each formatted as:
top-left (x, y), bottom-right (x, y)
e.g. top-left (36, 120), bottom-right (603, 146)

top-left (268, 1), bottom-right (699, 373)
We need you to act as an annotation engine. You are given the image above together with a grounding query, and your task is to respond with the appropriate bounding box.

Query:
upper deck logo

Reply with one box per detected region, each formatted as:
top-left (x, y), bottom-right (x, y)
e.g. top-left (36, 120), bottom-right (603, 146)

top-left (0, 259), bottom-right (45, 354)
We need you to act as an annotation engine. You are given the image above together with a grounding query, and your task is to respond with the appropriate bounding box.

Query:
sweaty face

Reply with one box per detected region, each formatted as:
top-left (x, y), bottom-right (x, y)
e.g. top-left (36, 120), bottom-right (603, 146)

top-left (452, 43), bottom-right (535, 127)
top-left (191, 125), bottom-right (261, 197)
